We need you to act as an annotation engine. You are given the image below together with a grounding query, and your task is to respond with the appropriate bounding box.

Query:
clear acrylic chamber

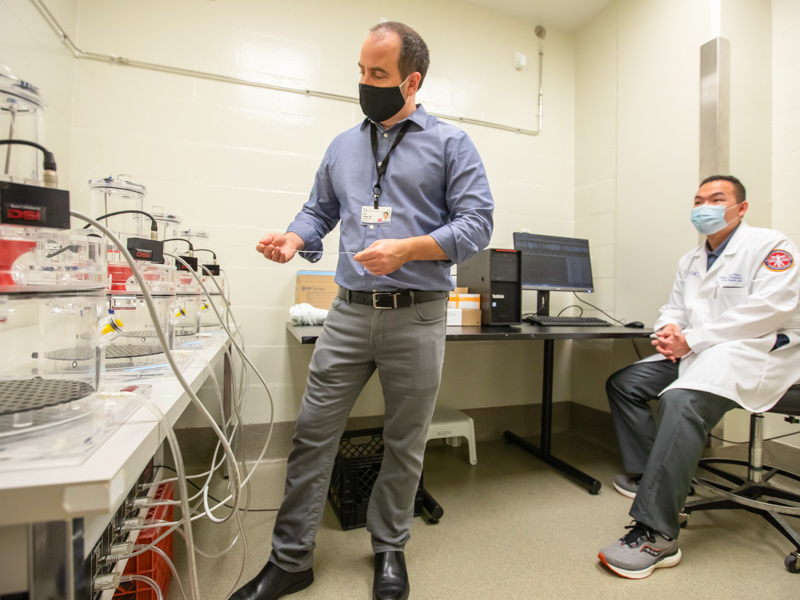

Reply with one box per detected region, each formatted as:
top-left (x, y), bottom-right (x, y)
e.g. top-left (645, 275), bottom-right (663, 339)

top-left (0, 65), bottom-right (46, 184)
top-left (105, 261), bottom-right (179, 375)
top-left (180, 225), bottom-right (225, 330)
top-left (0, 225), bottom-right (108, 439)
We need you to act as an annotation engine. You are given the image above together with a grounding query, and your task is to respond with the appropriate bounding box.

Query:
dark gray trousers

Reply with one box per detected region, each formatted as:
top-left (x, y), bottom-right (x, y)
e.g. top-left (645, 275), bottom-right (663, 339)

top-left (269, 294), bottom-right (448, 572)
top-left (606, 360), bottom-right (737, 539)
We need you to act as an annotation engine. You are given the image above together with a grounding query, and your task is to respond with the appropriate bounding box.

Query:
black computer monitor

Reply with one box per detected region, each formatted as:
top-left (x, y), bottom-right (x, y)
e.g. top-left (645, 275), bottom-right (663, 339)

top-left (513, 232), bottom-right (594, 293)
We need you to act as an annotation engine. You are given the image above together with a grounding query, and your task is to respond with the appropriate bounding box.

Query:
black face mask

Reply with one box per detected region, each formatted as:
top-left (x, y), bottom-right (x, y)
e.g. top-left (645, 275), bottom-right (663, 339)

top-left (359, 77), bottom-right (409, 123)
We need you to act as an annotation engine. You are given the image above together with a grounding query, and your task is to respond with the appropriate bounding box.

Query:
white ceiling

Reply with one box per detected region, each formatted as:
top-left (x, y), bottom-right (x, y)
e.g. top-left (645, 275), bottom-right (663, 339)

top-left (458, 0), bottom-right (614, 31)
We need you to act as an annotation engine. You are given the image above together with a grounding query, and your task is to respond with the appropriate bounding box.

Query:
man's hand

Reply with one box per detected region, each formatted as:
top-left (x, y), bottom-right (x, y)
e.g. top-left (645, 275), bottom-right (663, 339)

top-left (256, 232), bottom-right (305, 264)
top-left (652, 324), bottom-right (691, 362)
top-left (354, 239), bottom-right (410, 276)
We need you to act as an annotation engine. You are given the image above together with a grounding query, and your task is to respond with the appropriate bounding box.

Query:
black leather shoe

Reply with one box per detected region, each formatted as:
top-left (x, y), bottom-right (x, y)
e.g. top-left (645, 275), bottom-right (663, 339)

top-left (230, 561), bottom-right (313, 600)
top-left (373, 551), bottom-right (409, 600)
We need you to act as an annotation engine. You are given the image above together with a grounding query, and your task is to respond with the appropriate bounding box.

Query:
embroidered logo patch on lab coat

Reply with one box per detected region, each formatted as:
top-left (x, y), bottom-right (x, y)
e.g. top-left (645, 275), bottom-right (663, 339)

top-left (764, 250), bottom-right (794, 272)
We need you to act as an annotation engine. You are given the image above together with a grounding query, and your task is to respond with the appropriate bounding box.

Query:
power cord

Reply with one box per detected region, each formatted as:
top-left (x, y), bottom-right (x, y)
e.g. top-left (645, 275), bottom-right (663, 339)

top-left (708, 430), bottom-right (800, 445)
top-left (572, 292), bottom-right (645, 360)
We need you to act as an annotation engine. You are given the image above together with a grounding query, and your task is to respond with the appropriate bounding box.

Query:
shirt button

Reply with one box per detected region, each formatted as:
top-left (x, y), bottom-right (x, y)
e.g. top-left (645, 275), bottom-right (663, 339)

top-left (383, 133), bottom-right (388, 138)
top-left (378, 161), bottom-right (382, 166)
top-left (370, 225), bottom-right (375, 230)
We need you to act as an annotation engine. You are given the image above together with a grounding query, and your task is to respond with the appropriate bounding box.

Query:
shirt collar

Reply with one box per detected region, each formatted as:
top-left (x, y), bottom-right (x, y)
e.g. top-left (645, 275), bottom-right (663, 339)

top-left (360, 104), bottom-right (429, 131)
top-left (706, 223), bottom-right (741, 258)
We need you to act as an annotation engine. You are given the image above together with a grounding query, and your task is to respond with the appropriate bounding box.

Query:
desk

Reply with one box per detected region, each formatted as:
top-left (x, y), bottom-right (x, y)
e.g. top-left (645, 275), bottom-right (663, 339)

top-left (287, 322), bottom-right (652, 494)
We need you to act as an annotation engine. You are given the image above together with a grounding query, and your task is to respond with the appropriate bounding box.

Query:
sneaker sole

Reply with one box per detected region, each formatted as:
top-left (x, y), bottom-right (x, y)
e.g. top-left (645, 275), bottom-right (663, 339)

top-left (598, 548), bottom-right (682, 580)
top-left (612, 481), bottom-right (637, 500)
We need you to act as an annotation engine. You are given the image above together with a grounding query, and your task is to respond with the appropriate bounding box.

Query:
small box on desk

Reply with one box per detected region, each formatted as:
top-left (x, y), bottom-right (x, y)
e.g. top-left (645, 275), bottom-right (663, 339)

top-left (447, 307), bottom-right (481, 326)
top-left (328, 428), bottom-right (424, 530)
top-left (295, 270), bottom-right (337, 309)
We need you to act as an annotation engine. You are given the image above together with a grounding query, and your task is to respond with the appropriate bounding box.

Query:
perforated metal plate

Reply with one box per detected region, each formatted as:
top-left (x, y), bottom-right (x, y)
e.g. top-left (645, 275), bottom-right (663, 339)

top-left (106, 344), bottom-right (163, 359)
top-left (0, 379), bottom-right (94, 416)
top-left (122, 329), bottom-right (158, 339)
top-left (44, 347), bottom-right (95, 361)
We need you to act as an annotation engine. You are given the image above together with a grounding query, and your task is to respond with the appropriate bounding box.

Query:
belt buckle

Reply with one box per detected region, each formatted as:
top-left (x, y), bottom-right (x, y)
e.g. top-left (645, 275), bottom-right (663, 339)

top-left (372, 292), bottom-right (397, 309)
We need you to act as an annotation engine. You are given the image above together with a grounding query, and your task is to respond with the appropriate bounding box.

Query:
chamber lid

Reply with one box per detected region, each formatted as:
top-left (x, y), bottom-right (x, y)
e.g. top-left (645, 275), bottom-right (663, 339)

top-left (88, 175), bottom-right (147, 196)
top-left (0, 64), bottom-right (46, 113)
top-left (179, 226), bottom-right (210, 239)
top-left (150, 205), bottom-right (183, 224)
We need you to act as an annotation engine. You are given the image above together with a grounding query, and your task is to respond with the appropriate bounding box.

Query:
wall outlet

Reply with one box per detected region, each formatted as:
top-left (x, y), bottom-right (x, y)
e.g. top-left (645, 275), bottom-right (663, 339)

top-left (515, 52), bottom-right (527, 70)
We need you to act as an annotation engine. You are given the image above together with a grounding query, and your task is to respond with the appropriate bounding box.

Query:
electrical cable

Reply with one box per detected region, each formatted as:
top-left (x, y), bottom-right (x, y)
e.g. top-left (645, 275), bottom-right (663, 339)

top-left (164, 238), bottom-right (193, 251)
top-left (70, 212), bottom-right (247, 600)
top-left (709, 430), bottom-right (800, 445)
top-left (193, 248), bottom-right (217, 260)
top-left (129, 545), bottom-right (188, 600)
top-left (103, 391), bottom-right (197, 600)
top-left (556, 305), bottom-right (584, 317)
top-left (165, 252), bottom-right (275, 519)
top-left (631, 339), bottom-right (643, 361)
top-left (81, 209), bottom-right (158, 236)
top-left (0, 139), bottom-right (56, 170)
top-left (572, 291), bottom-right (626, 325)
top-left (154, 465), bottom-right (279, 512)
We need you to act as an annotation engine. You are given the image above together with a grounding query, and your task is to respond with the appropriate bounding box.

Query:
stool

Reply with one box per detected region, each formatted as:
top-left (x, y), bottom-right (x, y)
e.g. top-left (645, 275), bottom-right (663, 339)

top-left (426, 408), bottom-right (477, 465)
top-left (683, 384), bottom-right (800, 573)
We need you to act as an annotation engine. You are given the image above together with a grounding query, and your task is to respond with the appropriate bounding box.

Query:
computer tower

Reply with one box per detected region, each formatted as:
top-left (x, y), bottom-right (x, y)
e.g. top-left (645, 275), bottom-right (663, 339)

top-left (457, 249), bottom-right (521, 326)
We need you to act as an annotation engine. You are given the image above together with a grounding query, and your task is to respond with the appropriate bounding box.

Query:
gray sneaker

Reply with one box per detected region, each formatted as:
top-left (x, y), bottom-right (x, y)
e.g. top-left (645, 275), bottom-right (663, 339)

top-left (598, 522), bottom-right (682, 579)
top-left (613, 474), bottom-right (641, 499)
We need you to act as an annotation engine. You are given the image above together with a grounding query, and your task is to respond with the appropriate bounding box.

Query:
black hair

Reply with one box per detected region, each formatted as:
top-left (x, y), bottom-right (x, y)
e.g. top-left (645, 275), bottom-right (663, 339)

top-left (370, 22), bottom-right (430, 89)
top-left (700, 174), bottom-right (746, 204)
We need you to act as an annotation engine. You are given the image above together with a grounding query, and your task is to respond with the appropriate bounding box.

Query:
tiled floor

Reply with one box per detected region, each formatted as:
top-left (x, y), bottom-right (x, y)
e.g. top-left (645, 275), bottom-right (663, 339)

top-left (168, 434), bottom-right (800, 600)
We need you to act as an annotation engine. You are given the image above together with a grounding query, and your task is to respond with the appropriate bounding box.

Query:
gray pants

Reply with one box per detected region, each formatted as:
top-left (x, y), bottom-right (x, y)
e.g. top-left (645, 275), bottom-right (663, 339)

top-left (270, 293), bottom-right (448, 572)
top-left (606, 360), bottom-right (737, 539)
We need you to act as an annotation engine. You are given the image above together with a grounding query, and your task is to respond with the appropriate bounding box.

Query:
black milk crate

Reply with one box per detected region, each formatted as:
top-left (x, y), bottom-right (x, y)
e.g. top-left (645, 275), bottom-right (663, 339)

top-left (328, 427), bottom-right (424, 530)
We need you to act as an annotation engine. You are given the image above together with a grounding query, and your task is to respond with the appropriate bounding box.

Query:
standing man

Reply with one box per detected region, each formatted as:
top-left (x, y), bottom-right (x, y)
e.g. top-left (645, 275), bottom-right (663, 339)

top-left (233, 22), bottom-right (493, 600)
top-left (598, 175), bottom-right (800, 579)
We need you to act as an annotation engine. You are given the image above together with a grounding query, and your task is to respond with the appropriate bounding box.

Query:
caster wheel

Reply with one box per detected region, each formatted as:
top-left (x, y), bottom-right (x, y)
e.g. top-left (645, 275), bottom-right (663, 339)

top-left (785, 553), bottom-right (800, 573)
top-left (428, 518), bottom-right (440, 525)
top-left (679, 512), bottom-right (689, 529)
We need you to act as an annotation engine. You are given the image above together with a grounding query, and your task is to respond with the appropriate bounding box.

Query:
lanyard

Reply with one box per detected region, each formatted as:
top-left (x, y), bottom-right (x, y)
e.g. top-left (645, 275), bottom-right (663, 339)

top-left (370, 120), bottom-right (412, 209)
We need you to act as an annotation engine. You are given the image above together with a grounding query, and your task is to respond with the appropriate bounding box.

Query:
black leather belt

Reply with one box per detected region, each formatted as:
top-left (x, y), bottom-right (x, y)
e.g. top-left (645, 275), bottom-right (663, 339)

top-left (337, 288), bottom-right (447, 310)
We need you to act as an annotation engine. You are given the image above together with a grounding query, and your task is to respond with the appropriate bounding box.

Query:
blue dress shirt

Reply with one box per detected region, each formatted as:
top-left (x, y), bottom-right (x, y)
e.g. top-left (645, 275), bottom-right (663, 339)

top-left (286, 105), bottom-right (494, 292)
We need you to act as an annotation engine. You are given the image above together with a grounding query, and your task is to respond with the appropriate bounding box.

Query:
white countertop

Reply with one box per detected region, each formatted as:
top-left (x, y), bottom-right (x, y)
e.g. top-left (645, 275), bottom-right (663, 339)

top-left (0, 333), bottom-right (230, 527)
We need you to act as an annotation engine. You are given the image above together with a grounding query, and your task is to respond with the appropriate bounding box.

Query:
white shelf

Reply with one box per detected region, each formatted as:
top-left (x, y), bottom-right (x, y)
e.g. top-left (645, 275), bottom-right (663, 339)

top-left (0, 333), bottom-right (230, 526)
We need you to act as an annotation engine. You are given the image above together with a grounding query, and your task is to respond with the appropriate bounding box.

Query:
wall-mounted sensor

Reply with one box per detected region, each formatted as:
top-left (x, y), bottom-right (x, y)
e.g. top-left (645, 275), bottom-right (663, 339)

top-left (515, 52), bottom-right (527, 70)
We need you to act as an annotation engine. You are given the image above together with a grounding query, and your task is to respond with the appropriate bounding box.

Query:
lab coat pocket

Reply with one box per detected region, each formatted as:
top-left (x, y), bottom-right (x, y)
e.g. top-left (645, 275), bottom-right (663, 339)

top-left (717, 286), bottom-right (749, 312)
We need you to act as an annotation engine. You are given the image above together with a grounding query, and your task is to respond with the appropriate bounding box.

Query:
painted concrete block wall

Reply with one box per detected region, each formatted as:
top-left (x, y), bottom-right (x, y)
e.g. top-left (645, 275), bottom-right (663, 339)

top-left (63, 0), bottom-right (576, 424)
top-left (0, 0), bottom-right (79, 185)
top-left (766, 0), bottom-right (800, 449)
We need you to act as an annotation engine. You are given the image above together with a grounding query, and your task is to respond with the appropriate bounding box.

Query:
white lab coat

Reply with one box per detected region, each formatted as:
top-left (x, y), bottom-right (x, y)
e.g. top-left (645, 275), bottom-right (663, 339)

top-left (645, 222), bottom-right (800, 412)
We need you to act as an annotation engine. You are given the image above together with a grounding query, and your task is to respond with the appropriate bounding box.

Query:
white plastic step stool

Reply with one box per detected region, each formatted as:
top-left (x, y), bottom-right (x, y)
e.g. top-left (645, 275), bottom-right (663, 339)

top-left (426, 408), bottom-right (477, 465)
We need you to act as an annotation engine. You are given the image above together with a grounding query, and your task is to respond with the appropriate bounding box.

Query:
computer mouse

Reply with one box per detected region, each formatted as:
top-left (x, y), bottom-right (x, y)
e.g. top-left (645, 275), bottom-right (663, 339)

top-left (625, 321), bottom-right (645, 328)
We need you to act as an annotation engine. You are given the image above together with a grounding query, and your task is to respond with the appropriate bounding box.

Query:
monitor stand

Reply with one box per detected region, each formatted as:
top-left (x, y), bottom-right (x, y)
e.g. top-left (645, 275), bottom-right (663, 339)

top-left (536, 290), bottom-right (550, 317)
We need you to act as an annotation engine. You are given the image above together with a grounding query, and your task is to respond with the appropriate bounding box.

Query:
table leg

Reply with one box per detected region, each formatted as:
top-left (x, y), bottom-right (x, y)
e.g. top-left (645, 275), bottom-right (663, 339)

top-left (503, 339), bottom-right (602, 494)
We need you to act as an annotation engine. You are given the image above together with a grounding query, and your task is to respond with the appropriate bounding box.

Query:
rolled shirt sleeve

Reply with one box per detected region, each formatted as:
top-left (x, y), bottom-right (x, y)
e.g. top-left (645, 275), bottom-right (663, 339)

top-left (428, 132), bottom-right (494, 266)
top-left (286, 150), bottom-right (340, 264)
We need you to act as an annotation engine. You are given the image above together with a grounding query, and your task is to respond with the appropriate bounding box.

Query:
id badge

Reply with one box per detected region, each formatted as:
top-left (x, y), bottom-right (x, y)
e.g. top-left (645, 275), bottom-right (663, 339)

top-left (361, 206), bottom-right (392, 226)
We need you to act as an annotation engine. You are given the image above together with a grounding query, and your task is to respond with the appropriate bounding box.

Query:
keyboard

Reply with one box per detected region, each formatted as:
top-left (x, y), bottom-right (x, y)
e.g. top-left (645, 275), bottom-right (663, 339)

top-left (524, 315), bottom-right (612, 327)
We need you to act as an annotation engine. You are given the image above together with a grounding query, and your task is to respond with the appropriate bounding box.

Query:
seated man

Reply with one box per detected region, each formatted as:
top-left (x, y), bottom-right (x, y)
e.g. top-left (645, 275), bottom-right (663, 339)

top-left (598, 174), bottom-right (800, 579)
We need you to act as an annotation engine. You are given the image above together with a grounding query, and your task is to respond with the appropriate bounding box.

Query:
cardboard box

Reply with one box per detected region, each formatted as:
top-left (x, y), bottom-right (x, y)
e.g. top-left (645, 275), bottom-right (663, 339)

top-left (461, 308), bottom-right (482, 326)
top-left (448, 288), bottom-right (480, 309)
top-left (446, 307), bottom-right (481, 327)
top-left (295, 270), bottom-right (337, 309)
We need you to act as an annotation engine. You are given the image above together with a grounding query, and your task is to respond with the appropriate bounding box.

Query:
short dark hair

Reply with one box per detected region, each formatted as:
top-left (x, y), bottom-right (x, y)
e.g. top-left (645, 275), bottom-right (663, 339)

top-left (700, 174), bottom-right (746, 204)
top-left (370, 22), bottom-right (430, 89)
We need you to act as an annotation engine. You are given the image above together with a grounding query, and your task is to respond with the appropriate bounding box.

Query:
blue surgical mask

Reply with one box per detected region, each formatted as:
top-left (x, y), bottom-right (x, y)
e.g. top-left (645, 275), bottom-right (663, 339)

top-left (691, 204), bottom-right (738, 235)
